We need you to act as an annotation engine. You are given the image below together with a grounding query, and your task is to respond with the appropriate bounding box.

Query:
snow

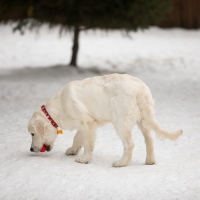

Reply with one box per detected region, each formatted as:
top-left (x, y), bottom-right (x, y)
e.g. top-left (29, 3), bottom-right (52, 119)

top-left (0, 24), bottom-right (200, 200)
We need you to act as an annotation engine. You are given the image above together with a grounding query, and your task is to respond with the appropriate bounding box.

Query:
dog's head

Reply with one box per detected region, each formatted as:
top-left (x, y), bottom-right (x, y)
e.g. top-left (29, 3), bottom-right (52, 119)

top-left (28, 111), bottom-right (57, 152)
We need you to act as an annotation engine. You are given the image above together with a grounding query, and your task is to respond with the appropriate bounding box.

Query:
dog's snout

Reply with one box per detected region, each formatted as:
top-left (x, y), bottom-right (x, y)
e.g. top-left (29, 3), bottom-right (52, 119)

top-left (46, 146), bottom-right (51, 152)
top-left (30, 147), bottom-right (34, 152)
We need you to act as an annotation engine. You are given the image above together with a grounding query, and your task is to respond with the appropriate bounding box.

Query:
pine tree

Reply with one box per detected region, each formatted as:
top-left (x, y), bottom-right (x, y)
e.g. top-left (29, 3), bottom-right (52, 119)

top-left (0, 0), bottom-right (172, 67)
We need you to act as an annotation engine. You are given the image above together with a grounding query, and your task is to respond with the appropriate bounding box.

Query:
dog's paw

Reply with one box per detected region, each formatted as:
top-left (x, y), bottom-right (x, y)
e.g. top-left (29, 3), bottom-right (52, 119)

top-left (75, 154), bottom-right (91, 164)
top-left (66, 147), bottom-right (80, 156)
top-left (112, 161), bottom-right (127, 167)
top-left (146, 161), bottom-right (156, 165)
top-left (145, 158), bottom-right (156, 165)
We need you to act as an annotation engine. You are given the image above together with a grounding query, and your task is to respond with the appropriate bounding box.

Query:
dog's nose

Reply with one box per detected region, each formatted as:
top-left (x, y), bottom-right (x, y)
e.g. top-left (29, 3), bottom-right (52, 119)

top-left (46, 146), bottom-right (51, 152)
top-left (30, 147), bottom-right (34, 152)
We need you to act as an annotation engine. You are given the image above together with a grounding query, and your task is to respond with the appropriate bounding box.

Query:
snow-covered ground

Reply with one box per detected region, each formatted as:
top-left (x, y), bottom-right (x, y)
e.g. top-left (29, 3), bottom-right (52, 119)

top-left (0, 24), bottom-right (200, 200)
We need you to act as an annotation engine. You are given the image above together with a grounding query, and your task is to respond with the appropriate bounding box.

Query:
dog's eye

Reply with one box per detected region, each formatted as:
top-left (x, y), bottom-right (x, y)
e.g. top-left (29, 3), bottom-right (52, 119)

top-left (31, 133), bottom-right (34, 136)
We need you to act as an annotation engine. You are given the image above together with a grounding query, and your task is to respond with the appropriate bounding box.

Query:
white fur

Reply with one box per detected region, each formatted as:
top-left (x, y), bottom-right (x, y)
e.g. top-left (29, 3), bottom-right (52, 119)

top-left (28, 74), bottom-right (183, 167)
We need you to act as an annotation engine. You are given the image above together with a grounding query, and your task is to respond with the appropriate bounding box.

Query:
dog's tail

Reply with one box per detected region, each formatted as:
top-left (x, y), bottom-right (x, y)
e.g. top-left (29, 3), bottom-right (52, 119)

top-left (136, 86), bottom-right (183, 141)
top-left (144, 118), bottom-right (183, 140)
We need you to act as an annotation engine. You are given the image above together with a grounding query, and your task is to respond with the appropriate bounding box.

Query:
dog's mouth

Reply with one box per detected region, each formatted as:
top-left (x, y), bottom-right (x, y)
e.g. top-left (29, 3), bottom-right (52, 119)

top-left (40, 144), bottom-right (51, 152)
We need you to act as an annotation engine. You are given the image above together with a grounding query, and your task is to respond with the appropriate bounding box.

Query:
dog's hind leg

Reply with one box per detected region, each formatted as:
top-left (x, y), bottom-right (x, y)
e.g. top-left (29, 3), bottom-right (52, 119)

top-left (66, 130), bottom-right (82, 156)
top-left (75, 121), bottom-right (96, 164)
top-left (137, 122), bottom-right (156, 165)
top-left (112, 120), bottom-right (134, 167)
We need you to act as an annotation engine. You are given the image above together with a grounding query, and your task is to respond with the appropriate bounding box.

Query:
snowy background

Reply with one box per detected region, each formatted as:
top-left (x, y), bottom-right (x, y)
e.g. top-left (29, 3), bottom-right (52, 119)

top-left (0, 24), bottom-right (200, 200)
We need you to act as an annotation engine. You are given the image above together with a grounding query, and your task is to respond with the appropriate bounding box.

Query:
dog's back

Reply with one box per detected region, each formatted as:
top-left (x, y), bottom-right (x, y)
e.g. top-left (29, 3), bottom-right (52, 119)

top-left (63, 74), bottom-right (150, 123)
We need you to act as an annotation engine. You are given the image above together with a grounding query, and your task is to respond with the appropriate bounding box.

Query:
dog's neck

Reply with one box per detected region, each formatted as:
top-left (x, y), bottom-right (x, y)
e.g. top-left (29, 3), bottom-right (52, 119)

top-left (45, 96), bottom-right (76, 131)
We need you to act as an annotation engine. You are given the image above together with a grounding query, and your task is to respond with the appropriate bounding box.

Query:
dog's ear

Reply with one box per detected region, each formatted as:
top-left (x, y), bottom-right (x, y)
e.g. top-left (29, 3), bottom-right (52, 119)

top-left (35, 119), bottom-right (46, 136)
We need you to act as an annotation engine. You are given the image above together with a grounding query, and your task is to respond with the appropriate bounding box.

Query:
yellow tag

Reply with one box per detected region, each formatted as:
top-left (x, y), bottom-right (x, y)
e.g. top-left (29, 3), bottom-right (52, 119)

top-left (57, 129), bottom-right (63, 134)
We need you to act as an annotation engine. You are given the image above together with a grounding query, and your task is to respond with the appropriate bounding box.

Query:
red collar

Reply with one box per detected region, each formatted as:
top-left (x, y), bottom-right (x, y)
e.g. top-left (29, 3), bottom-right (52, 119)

top-left (41, 105), bottom-right (58, 128)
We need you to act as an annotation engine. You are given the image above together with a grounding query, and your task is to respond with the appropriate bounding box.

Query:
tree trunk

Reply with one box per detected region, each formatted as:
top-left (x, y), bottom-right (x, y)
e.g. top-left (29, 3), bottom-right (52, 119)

top-left (69, 26), bottom-right (80, 67)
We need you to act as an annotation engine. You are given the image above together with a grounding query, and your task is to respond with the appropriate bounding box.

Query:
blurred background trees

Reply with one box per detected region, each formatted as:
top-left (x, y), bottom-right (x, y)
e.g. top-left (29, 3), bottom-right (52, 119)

top-left (0, 0), bottom-right (172, 67)
top-left (0, 0), bottom-right (199, 67)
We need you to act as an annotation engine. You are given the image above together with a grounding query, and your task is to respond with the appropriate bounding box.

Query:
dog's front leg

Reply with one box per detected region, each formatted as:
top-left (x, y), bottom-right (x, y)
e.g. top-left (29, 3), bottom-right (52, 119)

top-left (75, 123), bottom-right (96, 164)
top-left (66, 130), bottom-right (82, 155)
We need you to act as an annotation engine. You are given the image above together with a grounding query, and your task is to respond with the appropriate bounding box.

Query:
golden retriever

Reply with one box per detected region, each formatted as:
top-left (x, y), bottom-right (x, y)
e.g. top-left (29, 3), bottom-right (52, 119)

top-left (28, 74), bottom-right (182, 167)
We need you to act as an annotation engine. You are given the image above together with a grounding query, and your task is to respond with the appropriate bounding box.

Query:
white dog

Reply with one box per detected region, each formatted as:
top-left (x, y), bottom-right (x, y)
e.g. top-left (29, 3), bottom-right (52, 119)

top-left (28, 74), bottom-right (182, 167)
